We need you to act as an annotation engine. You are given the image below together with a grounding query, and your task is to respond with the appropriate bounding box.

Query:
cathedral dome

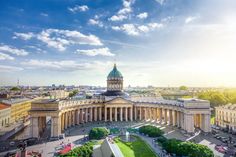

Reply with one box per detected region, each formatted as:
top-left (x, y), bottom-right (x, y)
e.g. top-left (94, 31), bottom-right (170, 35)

top-left (107, 64), bottom-right (123, 79)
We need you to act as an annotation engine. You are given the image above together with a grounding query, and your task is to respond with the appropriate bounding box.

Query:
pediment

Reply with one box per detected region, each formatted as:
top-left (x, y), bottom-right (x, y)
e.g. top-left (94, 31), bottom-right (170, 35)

top-left (105, 97), bottom-right (133, 105)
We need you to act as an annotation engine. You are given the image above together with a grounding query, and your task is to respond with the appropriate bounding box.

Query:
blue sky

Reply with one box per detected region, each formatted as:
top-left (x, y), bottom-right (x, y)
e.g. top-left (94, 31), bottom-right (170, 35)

top-left (0, 0), bottom-right (236, 87)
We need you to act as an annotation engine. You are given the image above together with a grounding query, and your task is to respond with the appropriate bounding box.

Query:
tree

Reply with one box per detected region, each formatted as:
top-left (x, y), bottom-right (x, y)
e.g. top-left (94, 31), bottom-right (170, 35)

top-left (69, 90), bottom-right (78, 97)
top-left (179, 86), bottom-right (188, 90)
top-left (139, 125), bottom-right (164, 137)
top-left (10, 87), bottom-right (20, 91)
top-left (198, 91), bottom-right (227, 107)
top-left (162, 139), bottom-right (214, 157)
top-left (89, 127), bottom-right (109, 140)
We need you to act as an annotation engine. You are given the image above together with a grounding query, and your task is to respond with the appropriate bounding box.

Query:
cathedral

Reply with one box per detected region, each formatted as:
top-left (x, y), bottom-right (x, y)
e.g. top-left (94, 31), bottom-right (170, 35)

top-left (29, 64), bottom-right (211, 138)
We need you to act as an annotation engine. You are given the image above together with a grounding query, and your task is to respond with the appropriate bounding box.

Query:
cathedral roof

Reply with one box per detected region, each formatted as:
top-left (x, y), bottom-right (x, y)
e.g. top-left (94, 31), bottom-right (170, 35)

top-left (107, 64), bottom-right (123, 79)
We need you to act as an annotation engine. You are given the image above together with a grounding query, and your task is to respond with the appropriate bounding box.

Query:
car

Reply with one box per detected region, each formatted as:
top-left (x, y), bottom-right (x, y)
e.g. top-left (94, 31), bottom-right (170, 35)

top-left (212, 130), bottom-right (219, 135)
top-left (23, 137), bottom-right (38, 146)
top-left (59, 134), bottom-right (64, 139)
top-left (9, 141), bottom-right (15, 146)
top-left (49, 136), bottom-right (59, 141)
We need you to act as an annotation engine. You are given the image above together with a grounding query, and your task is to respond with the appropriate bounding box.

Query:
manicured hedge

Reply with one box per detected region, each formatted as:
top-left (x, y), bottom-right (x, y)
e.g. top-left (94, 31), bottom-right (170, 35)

top-left (139, 125), bottom-right (164, 137)
top-left (162, 139), bottom-right (214, 157)
top-left (60, 141), bottom-right (95, 157)
top-left (89, 127), bottom-right (109, 140)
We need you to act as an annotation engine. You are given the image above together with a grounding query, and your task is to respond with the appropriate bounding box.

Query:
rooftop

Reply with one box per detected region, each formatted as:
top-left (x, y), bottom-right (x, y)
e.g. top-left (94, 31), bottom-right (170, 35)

top-left (1, 98), bottom-right (31, 105)
top-left (0, 103), bottom-right (10, 110)
top-left (107, 64), bottom-right (123, 79)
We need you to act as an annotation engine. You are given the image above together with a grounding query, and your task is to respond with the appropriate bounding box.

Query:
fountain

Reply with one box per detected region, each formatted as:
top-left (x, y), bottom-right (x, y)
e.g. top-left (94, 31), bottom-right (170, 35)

top-left (119, 129), bottom-right (136, 142)
top-left (125, 131), bottom-right (130, 142)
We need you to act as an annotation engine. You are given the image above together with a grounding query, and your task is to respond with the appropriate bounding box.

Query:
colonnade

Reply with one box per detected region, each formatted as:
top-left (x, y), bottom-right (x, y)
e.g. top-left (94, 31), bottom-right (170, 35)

top-left (30, 105), bottom-right (211, 138)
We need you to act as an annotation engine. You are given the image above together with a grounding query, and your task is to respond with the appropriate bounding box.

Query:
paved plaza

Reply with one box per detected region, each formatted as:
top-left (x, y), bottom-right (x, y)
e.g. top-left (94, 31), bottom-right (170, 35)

top-left (0, 121), bottom-right (227, 157)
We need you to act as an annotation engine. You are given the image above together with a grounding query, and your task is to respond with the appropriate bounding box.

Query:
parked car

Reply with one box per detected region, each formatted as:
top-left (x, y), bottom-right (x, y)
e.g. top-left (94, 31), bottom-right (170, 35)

top-left (212, 129), bottom-right (219, 134)
top-left (49, 136), bottom-right (59, 141)
top-left (9, 141), bottom-right (15, 146)
top-left (23, 137), bottom-right (38, 146)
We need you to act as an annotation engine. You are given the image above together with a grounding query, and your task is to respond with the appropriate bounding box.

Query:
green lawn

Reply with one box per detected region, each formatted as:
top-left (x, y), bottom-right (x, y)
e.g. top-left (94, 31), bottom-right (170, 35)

top-left (114, 136), bottom-right (157, 157)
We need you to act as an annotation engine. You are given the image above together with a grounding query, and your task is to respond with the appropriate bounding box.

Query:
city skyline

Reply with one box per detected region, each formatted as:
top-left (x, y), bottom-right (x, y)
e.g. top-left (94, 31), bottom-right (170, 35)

top-left (1, 0), bottom-right (236, 87)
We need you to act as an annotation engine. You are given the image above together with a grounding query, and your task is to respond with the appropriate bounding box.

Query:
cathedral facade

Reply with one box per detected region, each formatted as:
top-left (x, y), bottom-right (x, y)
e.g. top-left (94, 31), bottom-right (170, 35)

top-left (29, 64), bottom-right (211, 138)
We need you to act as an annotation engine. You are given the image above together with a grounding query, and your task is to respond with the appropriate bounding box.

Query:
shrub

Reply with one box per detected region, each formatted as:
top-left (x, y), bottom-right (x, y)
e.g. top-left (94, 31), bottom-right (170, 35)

top-left (162, 139), bottom-right (214, 157)
top-left (156, 135), bottom-right (167, 144)
top-left (60, 141), bottom-right (95, 157)
top-left (89, 127), bottom-right (109, 140)
top-left (139, 125), bottom-right (164, 137)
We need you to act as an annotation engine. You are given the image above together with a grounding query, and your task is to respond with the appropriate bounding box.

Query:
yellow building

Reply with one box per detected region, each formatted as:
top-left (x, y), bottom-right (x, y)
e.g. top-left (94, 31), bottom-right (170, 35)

top-left (215, 104), bottom-right (236, 132)
top-left (2, 98), bottom-right (34, 123)
top-left (0, 103), bottom-right (11, 128)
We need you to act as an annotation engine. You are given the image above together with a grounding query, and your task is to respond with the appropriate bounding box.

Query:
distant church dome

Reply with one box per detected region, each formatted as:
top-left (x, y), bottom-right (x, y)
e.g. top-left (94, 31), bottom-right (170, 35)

top-left (107, 64), bottom-right (123, 79)
top-left (102, 64), bottom-right (124, 96)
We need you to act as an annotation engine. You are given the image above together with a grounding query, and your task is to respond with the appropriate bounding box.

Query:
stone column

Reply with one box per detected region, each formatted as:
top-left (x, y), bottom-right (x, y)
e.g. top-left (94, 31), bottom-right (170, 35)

top-left (76, 109), bottom-right (80, 125)
top-left (51, 116), bottom-right (61, 137)
top-left (94, 107), bottom-right (97, 121)
top-left (139, 107), bottom-right (142, 120)
top-left (176, 111), bottom-right (180, 127)
top-left (64, 112), bottom-right (68, 128)
top-left (30, 117), bottom-right (39, 138)
top-left (110, 107), bottom-right (113, 121)
top-left (115, 107), bottom-right (117, 121)
top-left (134, 106), bottom-right (137, 121)
top-left (99, 107), bottom-right (102, 121)
top-left (120, 107), bottom-right (123, 121)
top-left (60, 114), bottom-right (64, 132)
top-left (184, 113), bottom-right (194, 133)
top-left (130, 107), bottom-right (133, 121)
top-left (125, 107), bottom-right (128, 121)
top-left (85, 108), bottom-right (88, 123)
top-left (144, 108), bottom-right (147, 121)
top-left (105, 107), bottom-right (107, 122)
top-left (169, 109), bottom-right (173, 125)
top-left (201, 114), bottom-right (211, 132)
top-left (89, 108), bottom-right (93, 122)
top-left (180, 112), bottom-right (184, 129)
top-left (172, 110), bottom-right (176, 126)
top-left (72, 110), bottom-right (75, 126)
top-left (164, 109), bottom-right (167, 124)
top-left (80, 109), bottom-right (84, 123)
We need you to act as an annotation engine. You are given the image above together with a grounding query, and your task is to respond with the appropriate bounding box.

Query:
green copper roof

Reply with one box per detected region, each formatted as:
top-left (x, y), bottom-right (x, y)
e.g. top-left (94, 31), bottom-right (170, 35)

top-left (107, 64), bottom-right (123, 78)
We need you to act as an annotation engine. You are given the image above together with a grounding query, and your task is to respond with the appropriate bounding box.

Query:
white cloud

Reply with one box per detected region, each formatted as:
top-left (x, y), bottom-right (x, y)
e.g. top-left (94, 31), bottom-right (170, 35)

top-left (40, 13), bottom-right (48, 17)
top-left (109, 0), bottom-right (134, 21)
top-left (68, 5), bottom-right (89, 13)
top-left (112, 23), bottom-right (163, 36)
top-left (155, 0), bottom-right (165, 5)
top-left (13, 32), bottom-right (34, 40)
top-left (0, 44), bottom-right (29, 56)
top-left (137, 12), bottom-right (148, 19)
top-left (15, 29), bottom-right (103, 51)
top-left (76, 47), bottom-right (115, 56)
top-left (0, 65), bottom-right (23, 72)
top-left (88, 19), bottom-right (103, 27)
top-left (0, 52), bottom-right (14, 60)
top-left (185, 16), bottom-right (198, 24)
top-left (21, 59), bottom-right (90, 71)
top-left (109, 15), bottom-right (128, 21)
top-left (20, 59), bottom-right (113, 72)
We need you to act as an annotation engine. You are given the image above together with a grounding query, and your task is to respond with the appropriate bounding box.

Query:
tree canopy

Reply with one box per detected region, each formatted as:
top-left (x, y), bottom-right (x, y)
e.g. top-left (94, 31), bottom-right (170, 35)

top-left (162, 139), bottom-right (214, 157)
top-left (179, 86), bottom-right (188, 90)
top-left (69, 90), bottom-right (78, 97)
top-left (198, 90), bottom-right (236, 107)
top-left (139, 125), bottom-right (164, 137)
top-left (89, 127), bottom-right (109, 140)
top-left (10, 87), bottom-right (20, 91)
